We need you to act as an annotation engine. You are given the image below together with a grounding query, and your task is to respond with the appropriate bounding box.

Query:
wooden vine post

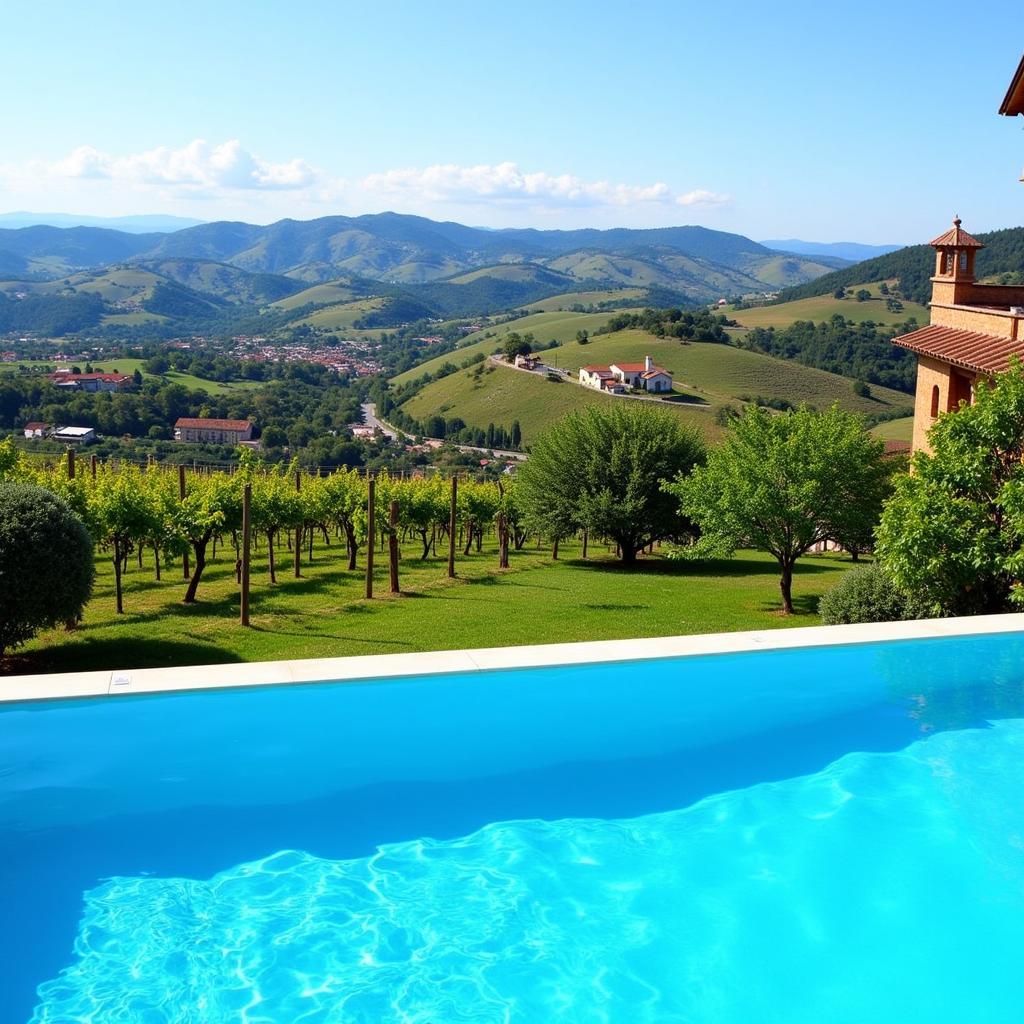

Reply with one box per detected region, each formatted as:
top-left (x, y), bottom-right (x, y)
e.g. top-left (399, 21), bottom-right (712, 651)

top-left (447, 476), bottom-right (458, 579)
top-left (90, 453), bottom-right (97, 480)
top-left (66, 446), bottom-right (75, 480)
top-left (178, 464), bottom-right (190, 579)
top-left (497, 512), bottom-right (509, 569)
top-left (240, 482), bottom-right (252, 627)
top-left (294, 470), bottom-right (302, 579)
top-left (365, 475), bottom-right (376, 599)
top-left (388, 500), bottom-right (400, 594)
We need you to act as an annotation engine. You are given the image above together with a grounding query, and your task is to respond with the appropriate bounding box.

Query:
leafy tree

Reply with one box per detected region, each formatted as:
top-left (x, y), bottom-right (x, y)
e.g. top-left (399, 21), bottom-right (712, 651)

top-left (855, 289), bottom-right (872, 302)
top-left (517, 404), bottom-right (706, 563)
top-left (833, 287), bottom-right (846, 299)
top-left (668, 405), bottom-right (888, 613)
top-left (879, 282), bottom-right (890, 296)
top-left (503, 333), bottom-right (532, 360)
top-left (0, 484), bottom-right (94, 656)
top-left (511, 421), bottom-right (522, 449)
top-left (174, 471), bottom-right (241, 603)
top-left (876, 364), bottom-right (1024, 615)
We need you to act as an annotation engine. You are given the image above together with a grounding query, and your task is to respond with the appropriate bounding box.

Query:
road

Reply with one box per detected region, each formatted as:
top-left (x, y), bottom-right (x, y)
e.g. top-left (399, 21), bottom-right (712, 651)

top-left (362, 402), bottom-right (528, 461)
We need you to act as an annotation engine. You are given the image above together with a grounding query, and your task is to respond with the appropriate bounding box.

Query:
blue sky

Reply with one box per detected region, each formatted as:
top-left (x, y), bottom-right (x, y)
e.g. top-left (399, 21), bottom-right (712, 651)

top-left (2, 0), bottom-right (1022, 243)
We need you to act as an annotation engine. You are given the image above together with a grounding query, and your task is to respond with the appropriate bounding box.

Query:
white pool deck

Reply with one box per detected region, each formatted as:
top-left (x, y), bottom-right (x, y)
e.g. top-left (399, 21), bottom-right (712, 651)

top-left (3, 613), bottom-right (1023, 705)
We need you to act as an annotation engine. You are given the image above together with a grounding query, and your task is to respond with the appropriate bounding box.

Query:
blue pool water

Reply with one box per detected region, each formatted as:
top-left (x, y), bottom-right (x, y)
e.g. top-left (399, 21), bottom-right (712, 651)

top-left (3, 633), bottom-right (1024, 1022)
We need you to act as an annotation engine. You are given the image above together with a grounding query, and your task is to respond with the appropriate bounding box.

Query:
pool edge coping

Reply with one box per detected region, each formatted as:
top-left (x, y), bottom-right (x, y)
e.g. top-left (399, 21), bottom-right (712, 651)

top-left (3, 612), bottom-right (1023, 705)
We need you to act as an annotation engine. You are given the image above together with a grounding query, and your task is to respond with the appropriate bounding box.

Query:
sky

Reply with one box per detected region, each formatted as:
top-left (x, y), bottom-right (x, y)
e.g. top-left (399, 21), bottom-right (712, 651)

top-left (2, 0), bottom-right (1022, 244)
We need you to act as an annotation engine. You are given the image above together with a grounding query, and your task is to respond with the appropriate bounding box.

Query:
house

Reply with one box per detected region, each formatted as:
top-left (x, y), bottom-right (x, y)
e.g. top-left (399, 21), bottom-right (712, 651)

top-left (174, 417), bottom-right (254, 444)
top-left (892, 218), bottom-right (1024, 454)
top-left (47, 371), bottom-right (132, 392)
top-left (22, 421), bottom-right (49, 439)
top-left (609, 356), bottom-right (674, 393)
top-left (52, 426), bottom-right (96, 444)
top-left (514, 354), bottom-right (540, 370)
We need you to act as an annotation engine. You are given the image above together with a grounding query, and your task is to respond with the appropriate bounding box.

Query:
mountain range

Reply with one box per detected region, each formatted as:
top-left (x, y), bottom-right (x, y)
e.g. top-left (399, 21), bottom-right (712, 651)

top-left (760, 239), bottom-right (904, 263)
top-left (0, 212), bottom-right (869, 335)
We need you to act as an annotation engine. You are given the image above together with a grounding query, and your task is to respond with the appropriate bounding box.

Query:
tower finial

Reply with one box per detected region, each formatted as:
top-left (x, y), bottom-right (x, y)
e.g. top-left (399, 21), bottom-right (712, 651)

top-left (954, 213), bottom-right (961, 227)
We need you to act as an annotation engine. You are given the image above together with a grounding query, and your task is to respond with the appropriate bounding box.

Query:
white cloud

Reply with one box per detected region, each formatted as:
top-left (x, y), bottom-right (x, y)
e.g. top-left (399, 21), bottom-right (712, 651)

top-left (46, 139), bottom-right (319, 193)
top-left (361, 161), bottom-right (711, 209)
top-left (676, 188), bottom-right (731, 207)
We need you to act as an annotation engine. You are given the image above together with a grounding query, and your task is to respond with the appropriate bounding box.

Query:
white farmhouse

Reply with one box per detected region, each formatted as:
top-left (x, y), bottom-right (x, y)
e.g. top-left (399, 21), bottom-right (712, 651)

top-left (579, 355), bottom-right (672, 394)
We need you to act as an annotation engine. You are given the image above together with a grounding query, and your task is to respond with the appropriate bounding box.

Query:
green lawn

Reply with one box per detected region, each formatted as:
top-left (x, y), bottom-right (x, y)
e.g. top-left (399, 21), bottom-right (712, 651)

top-left (726, 282), bottom-right (929, 330)
top-left (6, 537), bottom-right (859, 677)
top-left (871, 416), bottom-right (914, 441)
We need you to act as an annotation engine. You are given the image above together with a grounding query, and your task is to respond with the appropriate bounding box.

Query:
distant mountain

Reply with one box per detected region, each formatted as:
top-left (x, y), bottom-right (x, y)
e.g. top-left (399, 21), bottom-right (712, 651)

top-left (761, 239), bottom-right (904, 263)
top-left (0, 213), bottom-right (847, 333)
top-left (0, 212), bottom-right (205, 233)
top-left (776, 226), bottom-right (1024, 306)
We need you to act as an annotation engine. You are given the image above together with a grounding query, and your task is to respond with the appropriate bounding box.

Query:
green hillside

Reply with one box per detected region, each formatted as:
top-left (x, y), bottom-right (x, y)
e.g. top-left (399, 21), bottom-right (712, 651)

top-left (396, 329), bottom-right (912, 445)
top-left (269, 280), bottom-right (360, 310)
top-left (517, 287), bottom-right (648, 312)
top-left (295, 297), bottom-right (386, 330)
top-left (391, 310), bottom-right (620, 385)
top-left (870, 416), bottom-right (914, 442)
top-left (399, 360), bottom-right (721, 444)
top-left (552, 331), bottom-right (912, 412)
top-left (726, 281), bottom-right (930, 330)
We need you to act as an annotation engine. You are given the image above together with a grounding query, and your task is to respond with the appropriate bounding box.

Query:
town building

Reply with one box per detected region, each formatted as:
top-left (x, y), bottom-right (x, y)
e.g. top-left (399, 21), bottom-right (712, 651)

top-left (579, 355), bottom-right (672, 394)
top-left (22, 422), bottom-right (49, 439)
top-left (174, 417), bottom-right (254, 444)
top-left (47, 371), bottom-right (132, 392)
top-left (892, 219), bottom-right (1024, 454)
top-left (52, 426), bottom-right (96, 444)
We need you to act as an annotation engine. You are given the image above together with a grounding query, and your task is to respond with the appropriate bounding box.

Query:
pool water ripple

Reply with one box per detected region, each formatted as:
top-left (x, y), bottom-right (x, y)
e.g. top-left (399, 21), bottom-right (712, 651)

top-left (31, 719), bottom-right (1024, 1023)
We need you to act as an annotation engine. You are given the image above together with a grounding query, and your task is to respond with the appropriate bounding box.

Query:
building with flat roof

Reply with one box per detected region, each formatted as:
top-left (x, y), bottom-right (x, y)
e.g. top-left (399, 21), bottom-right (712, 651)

top-left (52, 426), bottom-right (96, 443)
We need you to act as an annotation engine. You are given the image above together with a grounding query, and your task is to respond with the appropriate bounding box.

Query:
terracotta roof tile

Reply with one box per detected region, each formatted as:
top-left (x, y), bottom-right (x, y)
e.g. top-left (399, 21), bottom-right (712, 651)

top-left (892, 324), bottom-right (1024, 374)
top-left (929, 217), bottom-right (984, 250)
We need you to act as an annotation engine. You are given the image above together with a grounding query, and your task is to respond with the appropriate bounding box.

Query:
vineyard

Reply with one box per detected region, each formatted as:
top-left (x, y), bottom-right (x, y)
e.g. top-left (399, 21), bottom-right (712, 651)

top-left (0, 437), bottom-right (859, 674)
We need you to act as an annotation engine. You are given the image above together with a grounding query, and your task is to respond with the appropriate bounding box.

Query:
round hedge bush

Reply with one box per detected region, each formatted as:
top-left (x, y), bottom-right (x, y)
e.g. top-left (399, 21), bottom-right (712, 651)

top-left (818, 563), bottom-right (930, 625)
top-left (0, 483), bottom-right (94, 656)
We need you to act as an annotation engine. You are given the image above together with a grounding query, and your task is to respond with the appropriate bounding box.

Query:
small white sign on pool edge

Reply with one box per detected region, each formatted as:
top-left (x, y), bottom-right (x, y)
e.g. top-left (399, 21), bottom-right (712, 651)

top-left (109, 672), bottom-right (133, 694)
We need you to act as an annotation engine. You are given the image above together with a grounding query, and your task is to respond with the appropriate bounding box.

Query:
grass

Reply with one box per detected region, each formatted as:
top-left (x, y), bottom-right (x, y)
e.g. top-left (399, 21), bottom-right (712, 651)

top-left (294, 297), bottom-right (385, 330)
top-left (269, 281), bottom-right (359, 311)
top-left (400, 361), bottom-right (720, 443)
top-left (391, 310), bottom-right (622, 385)
top-left (725, 282), bottom-right (930, 330)
top-left (0, 357), bottom-right (263, 395)
top-left (870, 416), bottom-right (914, 441)
top-left (516, 288), bottom-right (648, 312)
top-left (399, 330), bottom-right (912, 439)
top-left (7, 537), bottom-right (859, 677)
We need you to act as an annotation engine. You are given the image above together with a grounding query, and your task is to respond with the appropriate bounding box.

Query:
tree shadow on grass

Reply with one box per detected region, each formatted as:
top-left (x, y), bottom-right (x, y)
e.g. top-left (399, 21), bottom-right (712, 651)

top-left (565, 556), bottom-right (843, 579)
top-left (4, 638), bottom-right (244, 676)
top-left (755, 593), bottom-right (820, 617)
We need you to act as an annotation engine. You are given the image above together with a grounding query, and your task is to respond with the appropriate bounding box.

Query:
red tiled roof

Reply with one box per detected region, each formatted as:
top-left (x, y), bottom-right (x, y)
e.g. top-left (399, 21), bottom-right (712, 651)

top-left (883, 439), bottom-right (911, 455)
top-left (24, 421), bottom-right (48, 430)
top-left (175, 418), bottom-right (253, 430)
top-left (582, 365), bottom-right (613, 374)
top-left (929, 217), bottom-right (984, 250)
top-left (1000, 54), bottom-right (1024, 116)
top-left (641, 368), bottom-right (669, 378)
top-left (892, 324), bottom-right (1024, 374)
top-left (610, 362), bottom-right (647, 372)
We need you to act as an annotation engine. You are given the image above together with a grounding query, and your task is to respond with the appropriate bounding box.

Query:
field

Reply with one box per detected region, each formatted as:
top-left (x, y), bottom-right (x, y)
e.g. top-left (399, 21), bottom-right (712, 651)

top-left (270, 281), bottom-right (360, 311)
top-left (400, 361), bottom-right (719, 443)
top-left (0, 357), bottom-right (263, 395)
top-left (8, 537), bottom-right (859, 677)
top-left (870, 416), bottom-right (914, 442)
top-left (516, 288), bottom-right (648, 312)
top-left (391, 310), bottom-right (621, 385)
top-left (294, 297), bottom-right (386, 330)
top-left (725, 282), bottom-right (930, 330)
top-left (399, 330), bottom-right (913, 440)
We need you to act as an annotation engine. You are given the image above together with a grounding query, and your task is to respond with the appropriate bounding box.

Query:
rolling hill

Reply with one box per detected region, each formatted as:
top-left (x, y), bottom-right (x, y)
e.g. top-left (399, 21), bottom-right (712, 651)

top-left (0, 212), bottom-right (844, 306)
top-left (394, 328), bottom-right (913, 444)
top-left (775, 226), bottom-right (1024, 306)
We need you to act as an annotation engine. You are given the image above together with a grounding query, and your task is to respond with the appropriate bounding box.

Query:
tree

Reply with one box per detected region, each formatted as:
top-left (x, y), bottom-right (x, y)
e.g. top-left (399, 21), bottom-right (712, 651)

top-left (517, 404), bottom-right (706, 563)
top-left (668, 405), bottom-right (888, 613)
top-left (511, 421), bottom-right (522, 449)
top-left (0, 483), bottom-right (94, 656)
top-left (879, 282), bottom-right (890, 296)
top-left (876, 363), bottom-right (1024, 616)
top-left (855, 289), bottom-right (872, 302)
top-left (174, 471), bottom-right (240, 603)
top-left (503, 333), bottom-right (532, 361)
top-left (834, 287), bottom-right (846, 299)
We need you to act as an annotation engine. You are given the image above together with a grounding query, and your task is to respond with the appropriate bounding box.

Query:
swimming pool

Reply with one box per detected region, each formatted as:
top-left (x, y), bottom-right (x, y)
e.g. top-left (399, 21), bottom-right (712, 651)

top-left (3, 618), bottom-right (1024, 1022)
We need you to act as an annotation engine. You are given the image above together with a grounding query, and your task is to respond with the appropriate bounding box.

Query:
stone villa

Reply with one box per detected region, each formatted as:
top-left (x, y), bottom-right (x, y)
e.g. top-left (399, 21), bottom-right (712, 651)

top-left (174, 417), bottom-right (254, 445)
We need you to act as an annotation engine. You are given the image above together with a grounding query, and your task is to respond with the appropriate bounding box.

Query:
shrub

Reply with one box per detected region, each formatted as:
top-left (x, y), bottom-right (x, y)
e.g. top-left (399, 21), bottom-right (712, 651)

top-left (818, 564), bottom-right (929, 625)
top-left (0, 483), bottom-right (95, 656)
